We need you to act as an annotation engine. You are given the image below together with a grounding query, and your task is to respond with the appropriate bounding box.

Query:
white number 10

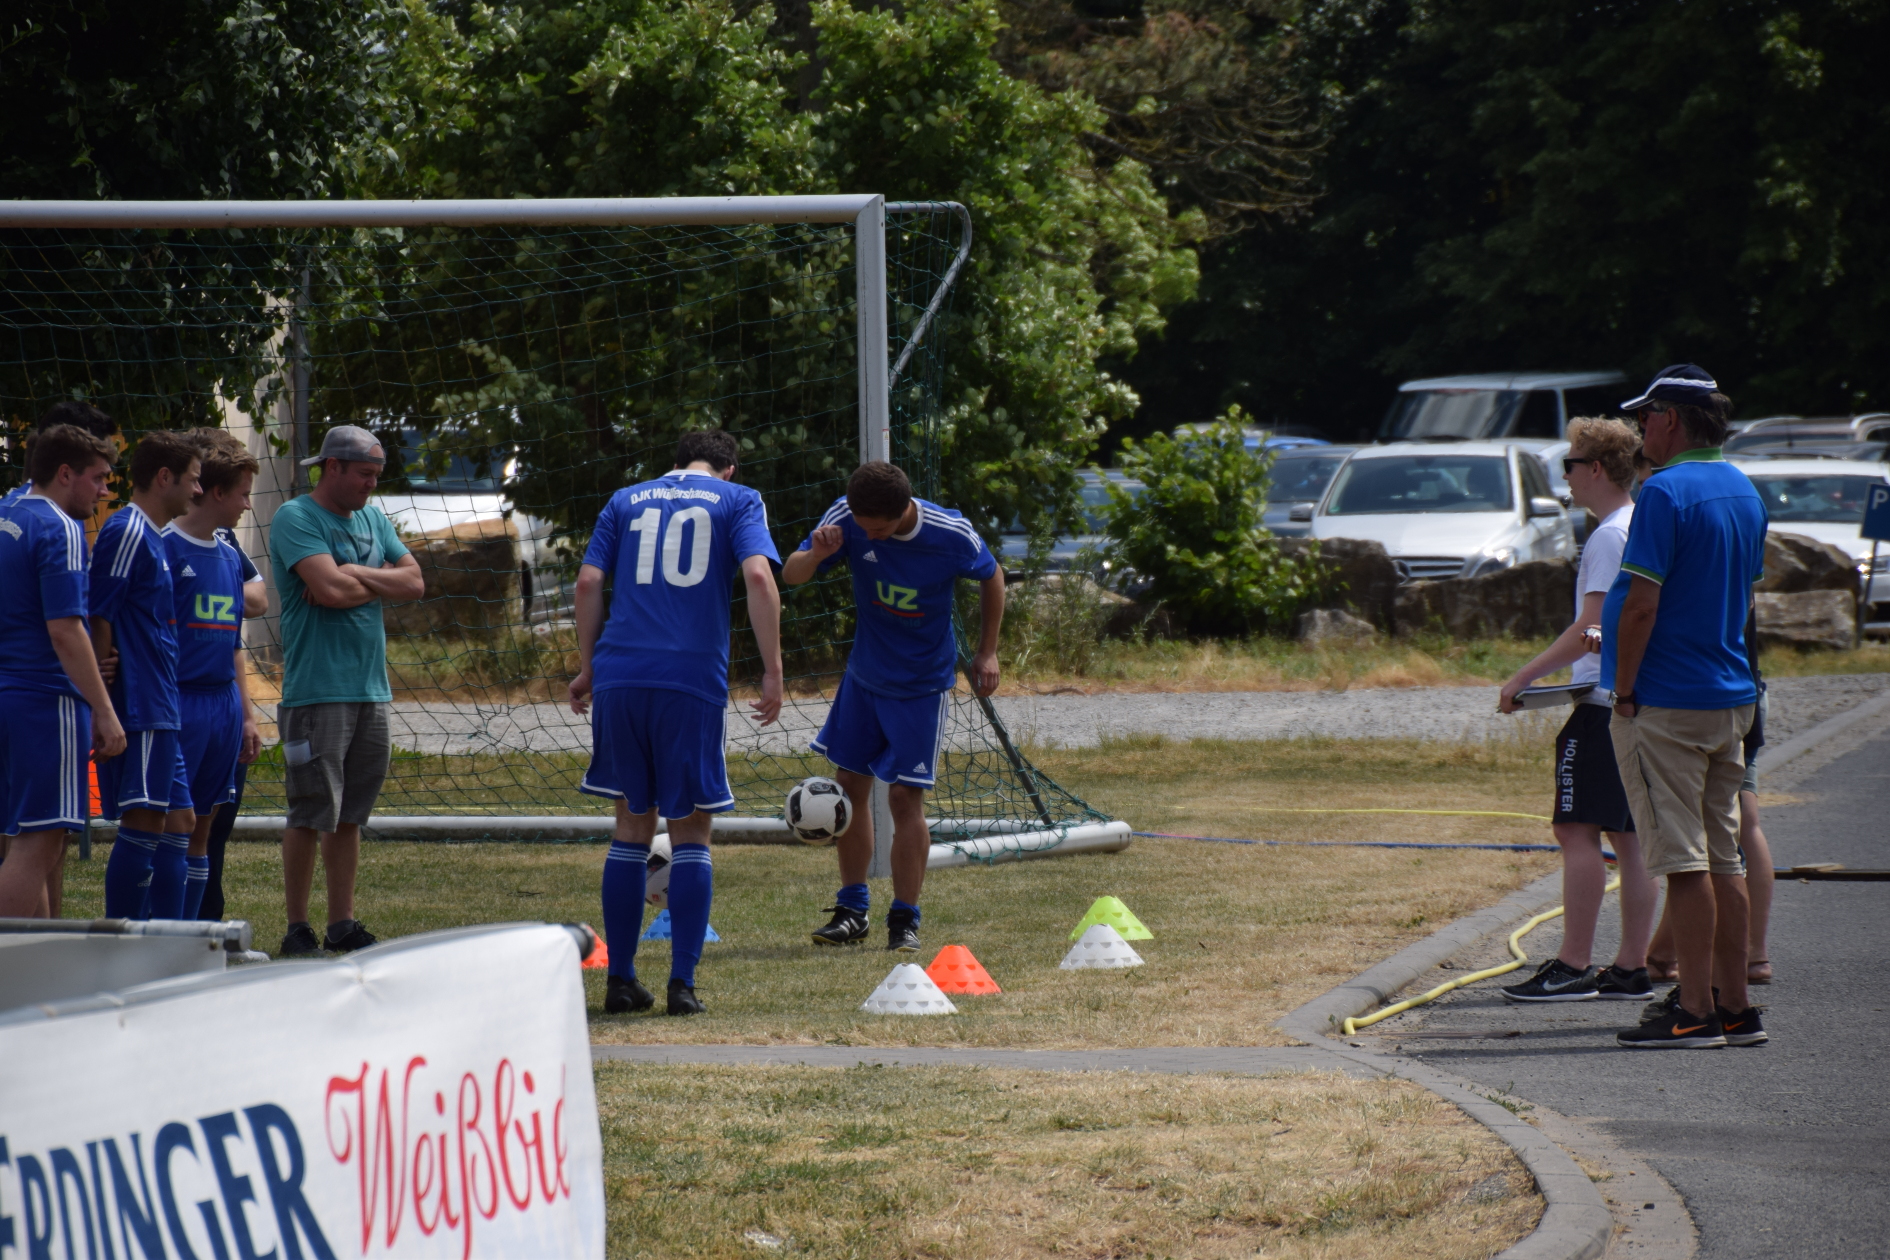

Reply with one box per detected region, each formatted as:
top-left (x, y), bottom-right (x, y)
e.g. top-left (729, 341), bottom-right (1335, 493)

top-left (629, 506), bottom-right (711, 587)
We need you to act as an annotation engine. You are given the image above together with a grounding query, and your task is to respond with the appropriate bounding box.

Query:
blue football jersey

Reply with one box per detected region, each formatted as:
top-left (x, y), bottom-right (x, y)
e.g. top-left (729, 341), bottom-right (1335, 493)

top-left (800, 497), bottom-right (998, 699)
top-left (89, 503), bottom-right (181, 730)
top-left (0, 492), bottom-right (90, 697)
top-left (164, 524), bottom-right (249, 689)
top-left (583, 470), bottom-right (781, 705)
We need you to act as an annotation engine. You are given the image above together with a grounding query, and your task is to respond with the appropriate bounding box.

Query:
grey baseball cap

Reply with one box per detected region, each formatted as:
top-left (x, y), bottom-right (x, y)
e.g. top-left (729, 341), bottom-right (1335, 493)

top-left (300, 424), bottom-right (386, 466)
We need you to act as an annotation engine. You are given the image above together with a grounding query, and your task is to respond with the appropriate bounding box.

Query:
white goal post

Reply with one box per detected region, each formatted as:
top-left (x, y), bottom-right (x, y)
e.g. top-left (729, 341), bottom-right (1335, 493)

top-left (0, 196), bottom-right (1130, 870)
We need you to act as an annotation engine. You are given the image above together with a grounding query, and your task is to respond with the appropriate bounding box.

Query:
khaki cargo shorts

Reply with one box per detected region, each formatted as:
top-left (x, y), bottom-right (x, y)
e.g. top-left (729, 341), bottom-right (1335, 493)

top-left (1610, 704), bottom-right (1754, 880)
top-left (281, 701), bottom-right (391, 832)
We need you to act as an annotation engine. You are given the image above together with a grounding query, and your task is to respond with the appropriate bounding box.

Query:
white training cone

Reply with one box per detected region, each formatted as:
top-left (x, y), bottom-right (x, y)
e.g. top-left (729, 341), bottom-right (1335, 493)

top-left (1060, 923), bottom-right (1145, 970)
top-left (860, 963), bottom-right (959, 1014)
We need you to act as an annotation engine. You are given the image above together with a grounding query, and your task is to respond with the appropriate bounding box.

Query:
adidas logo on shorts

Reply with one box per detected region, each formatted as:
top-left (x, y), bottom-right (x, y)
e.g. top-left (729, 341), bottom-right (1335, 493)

top-left (912, 761), bottom-right (927, 774)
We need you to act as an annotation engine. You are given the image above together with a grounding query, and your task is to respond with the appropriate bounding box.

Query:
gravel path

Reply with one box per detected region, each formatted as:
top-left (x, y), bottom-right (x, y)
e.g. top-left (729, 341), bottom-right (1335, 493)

top-left (256, 673), bottom-right (1890, 755)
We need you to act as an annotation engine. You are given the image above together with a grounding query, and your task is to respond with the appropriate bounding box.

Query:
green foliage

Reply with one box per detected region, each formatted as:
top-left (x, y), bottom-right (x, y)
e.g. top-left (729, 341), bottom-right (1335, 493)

top-left (1103, 408), bottom-right (1324, 633)
top-left (1121, 0), bottom-right (1890, 437)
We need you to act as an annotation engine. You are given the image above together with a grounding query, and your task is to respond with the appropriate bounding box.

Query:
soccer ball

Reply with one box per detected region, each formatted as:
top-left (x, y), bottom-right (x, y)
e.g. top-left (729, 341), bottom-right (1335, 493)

top-left (786, 777), bottom-right (850, 845)
top-left (645, 834), bottom-right (673, 909)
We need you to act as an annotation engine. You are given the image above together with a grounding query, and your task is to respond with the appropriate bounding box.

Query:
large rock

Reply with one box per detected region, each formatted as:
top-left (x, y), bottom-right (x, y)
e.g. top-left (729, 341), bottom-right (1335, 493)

top-left (1754, 590), bottom-right (1857, 651)
top-left (1758, 532), bottom-right (1859, 594)
top-left (1392, 558), bottom-right (1576, 639)
top-left (1277, 537), bottom-right (1402, 628)
top-left (383, 517), bottom-right (522, 638)
top-left (1294, 608), bottom-right (1379, 648)
top-left (1007, 573), bottom-right (1175, 639)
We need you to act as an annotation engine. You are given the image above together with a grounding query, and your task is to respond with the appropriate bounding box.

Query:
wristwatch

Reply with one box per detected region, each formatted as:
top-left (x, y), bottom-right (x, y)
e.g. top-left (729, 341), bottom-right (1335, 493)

top-left (1616, 690), bottom-right (1637, 707)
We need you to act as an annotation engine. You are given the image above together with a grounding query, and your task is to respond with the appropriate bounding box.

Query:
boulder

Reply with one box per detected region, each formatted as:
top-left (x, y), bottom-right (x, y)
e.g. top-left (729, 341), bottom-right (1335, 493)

top-left (1276, 537), bottom-right (1402, 628)
top-left (1294, 608), bottom-right (1379, 648)
top-left (1754, 590), bottom-right (1857, 651)
top-left (1757, 532), bottom-right (1859, 594)
top-left (1007, 573), bottom-right (1175, 640)
top-left (383, 516), bottom-right (522, 639)
top-left (1392, 558), bottom-right (1576, 639)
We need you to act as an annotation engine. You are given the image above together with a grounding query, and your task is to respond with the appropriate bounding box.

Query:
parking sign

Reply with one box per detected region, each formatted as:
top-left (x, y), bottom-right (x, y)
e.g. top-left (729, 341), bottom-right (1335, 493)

top-left (1864, 483), bottom-right (1890, 543)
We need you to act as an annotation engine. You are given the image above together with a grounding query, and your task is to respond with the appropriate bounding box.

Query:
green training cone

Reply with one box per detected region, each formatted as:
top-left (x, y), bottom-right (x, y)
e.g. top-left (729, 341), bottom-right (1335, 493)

top-left (1069, 896), bottom-right (1152, 941)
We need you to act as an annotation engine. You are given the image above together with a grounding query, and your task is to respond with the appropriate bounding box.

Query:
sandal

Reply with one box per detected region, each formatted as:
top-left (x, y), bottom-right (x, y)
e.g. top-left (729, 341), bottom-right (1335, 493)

top-left (1748, 959), bottom-right (1773, 985)
top-left (1646, 957), bottom-right (1680, 982)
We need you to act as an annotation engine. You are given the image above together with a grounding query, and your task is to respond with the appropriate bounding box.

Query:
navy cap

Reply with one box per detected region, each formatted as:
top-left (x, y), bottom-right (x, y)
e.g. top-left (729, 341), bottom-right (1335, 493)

top-left (1620, 364), bottom-right (1719, 411)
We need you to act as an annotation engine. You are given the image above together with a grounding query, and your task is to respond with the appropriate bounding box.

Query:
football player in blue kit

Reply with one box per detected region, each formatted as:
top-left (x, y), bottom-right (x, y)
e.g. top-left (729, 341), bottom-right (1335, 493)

top-left (92, 430), bottom-right (202, 919)
top-left (0, 425), bottom-right (127, 917)
top-left (568, 430), bottom-right (784, 1016)
top-left (781, 460), bottom-right (1005, 953)
top-left (163, 439), bottom-right (265, 919)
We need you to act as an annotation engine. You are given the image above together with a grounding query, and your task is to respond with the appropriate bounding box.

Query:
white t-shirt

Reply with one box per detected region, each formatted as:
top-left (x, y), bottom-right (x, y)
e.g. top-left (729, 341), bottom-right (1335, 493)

top-left (1572, 504), bottom-right (1633, 689)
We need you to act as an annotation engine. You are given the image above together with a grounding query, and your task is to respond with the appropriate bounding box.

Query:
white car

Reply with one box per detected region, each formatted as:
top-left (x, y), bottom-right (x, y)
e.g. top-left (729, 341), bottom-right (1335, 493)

top-left (1298, 442), bottom-right (1576, 581)
top-left (1729, 456), bottom-right (1890, 621)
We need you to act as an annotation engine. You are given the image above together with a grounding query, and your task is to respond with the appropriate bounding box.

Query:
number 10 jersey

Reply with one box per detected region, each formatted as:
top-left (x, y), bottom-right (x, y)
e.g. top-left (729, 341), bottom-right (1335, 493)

top-left (584, 470), bottom-right (781, 705)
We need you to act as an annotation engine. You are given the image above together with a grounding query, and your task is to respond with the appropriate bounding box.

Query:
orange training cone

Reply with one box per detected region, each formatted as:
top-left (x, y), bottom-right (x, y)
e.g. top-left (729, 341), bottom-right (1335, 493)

top-left (582, 938), bottom-right (610, 970)
top-left (926, 945), bottom-right (1001, 995)
top-left (88, 763), bottom-right (101, 821)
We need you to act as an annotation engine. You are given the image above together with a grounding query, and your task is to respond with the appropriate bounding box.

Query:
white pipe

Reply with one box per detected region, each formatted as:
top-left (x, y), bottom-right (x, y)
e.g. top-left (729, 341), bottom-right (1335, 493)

top-left (220, 815), bottom-right (1128, 851)
top-left (927, 821), bottom-right (1133, 869)
top-left (0, 196), bottom-right (882, 229)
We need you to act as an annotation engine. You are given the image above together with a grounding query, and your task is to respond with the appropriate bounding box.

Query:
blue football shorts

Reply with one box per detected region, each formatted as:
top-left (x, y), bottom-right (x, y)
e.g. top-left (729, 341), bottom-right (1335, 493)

top-left (581, 686), bottom-right (734, 819)
top-left (179, 684), bottom-right (244, 814)
top-left (811, 675), bottom-right (949, 789)
top-left (0, 687), bottom-right (92, 835)
top-left (96, 728), bottom-right (194, 820)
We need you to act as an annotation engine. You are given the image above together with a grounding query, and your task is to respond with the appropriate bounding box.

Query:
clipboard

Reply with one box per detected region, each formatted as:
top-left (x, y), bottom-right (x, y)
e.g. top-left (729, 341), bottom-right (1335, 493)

top-left (1512, 683), bottom-right (1596, 710)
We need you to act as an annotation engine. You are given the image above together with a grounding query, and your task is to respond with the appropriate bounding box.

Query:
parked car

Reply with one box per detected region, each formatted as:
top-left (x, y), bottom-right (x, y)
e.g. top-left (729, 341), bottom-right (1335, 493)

top-left (374, 429), bottom-right (562, 620)
top-left (1174, 423), bottom-right (1330, 454)
top-left (998, 469), bottom-right (1145, 578)
top-left (1301, 442), bottom-right (1576, 581)
top-left (1262, 445), bottom-right (1356, 537)
top-left (1727, 455), bottom-right (1890, 623)
top-left (1379, 371), bottom-right (1629, 444)
top-left (1724, 415), bottom-right (1890, 461)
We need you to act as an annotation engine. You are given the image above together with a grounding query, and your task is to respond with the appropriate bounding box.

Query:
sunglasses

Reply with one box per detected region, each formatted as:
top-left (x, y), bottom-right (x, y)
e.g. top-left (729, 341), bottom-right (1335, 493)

top-left (1561, 457), bottom-right (1596, 475)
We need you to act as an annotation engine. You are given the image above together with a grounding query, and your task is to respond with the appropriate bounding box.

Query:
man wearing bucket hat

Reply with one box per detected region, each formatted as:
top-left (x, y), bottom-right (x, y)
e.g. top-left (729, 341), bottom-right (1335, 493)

top-left (1599, 365), bottom-right (1770, 1049)
top-left (268, 425), bottom-right (424, 956)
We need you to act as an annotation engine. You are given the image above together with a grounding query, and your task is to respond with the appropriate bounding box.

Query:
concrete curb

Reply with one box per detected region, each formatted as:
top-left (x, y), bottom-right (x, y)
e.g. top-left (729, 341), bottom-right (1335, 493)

top-left (1755, 685), bottom-right (1890, 779)
top-left (1275, 869), bottom-right (1616, 1260)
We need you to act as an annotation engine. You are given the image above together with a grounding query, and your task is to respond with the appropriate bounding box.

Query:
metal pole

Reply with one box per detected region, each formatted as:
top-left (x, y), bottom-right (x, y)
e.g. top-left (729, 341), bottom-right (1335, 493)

top-left (969, 676), bottom-right (1053, 825)
top-left (0, 195), bottom-right (883, 229)
top-left (855, 196), bottom-right (890, 464)
top-left (884, 202), bottom-right (972, 390)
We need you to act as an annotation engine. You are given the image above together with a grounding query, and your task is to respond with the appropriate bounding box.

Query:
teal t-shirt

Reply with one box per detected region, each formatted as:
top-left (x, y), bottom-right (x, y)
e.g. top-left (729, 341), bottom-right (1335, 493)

top-left (269, 495), bottom-right (410, 707)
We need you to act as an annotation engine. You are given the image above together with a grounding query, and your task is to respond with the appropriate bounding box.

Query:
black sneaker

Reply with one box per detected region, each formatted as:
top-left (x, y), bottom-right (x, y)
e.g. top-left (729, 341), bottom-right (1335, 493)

top-left (1716, 1004), bottom-right (1768, 1047)
top-left (811, 905), bottom-right (869, 947)
top-left (885, 908), bottom-right (921, 953)
top-left (324, 919), bottom-right (378, 953)
top-left (279, 921), bottom-right (325, 958)
top-left (666, 977), bottom-right (705, 1016)
top-left (1595, 965), bottom-right (1655, 1001)
top-left (1501, 958), bottom-right (1599, 1002)
top-left (1617, 1007), bottom-right (1727, 1049)
top-left (605, 975), bottom-right (654, 1014)
top-left (1643, 984), bottom-right (1717, 1022)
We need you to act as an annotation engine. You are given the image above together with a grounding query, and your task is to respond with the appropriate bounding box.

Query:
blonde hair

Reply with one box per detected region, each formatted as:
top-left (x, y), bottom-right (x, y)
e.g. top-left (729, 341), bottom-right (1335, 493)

top-left (1566, 417), bottom-right (1640, 491)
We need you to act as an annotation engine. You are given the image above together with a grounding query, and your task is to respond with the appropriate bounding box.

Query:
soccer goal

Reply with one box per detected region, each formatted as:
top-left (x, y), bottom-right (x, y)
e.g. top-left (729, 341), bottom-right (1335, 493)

top-left (0, 196), bottom-right (1127, 870)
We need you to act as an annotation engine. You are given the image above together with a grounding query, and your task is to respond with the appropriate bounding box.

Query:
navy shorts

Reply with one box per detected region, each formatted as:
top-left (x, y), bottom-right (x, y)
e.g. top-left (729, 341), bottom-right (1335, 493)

top-left (581, 686), bottom-right (733, 819)
top-left (811, 675), bottom-right (949, 789)
top-left (0, 687), bottom-right (91, 835)
top-left (179, 684), bottom-right (243, 814)
top-left (97, 728), bottom-right (194, 819)
top-left (1553, 703), bottom-right (1635, 833)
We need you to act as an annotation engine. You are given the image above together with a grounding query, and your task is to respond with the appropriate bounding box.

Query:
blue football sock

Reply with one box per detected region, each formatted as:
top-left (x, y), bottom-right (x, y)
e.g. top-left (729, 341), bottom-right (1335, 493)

top-left (836, 882), bottom-right (870, 914)
top-left (146, 833), bottom-right (191, 920)
top-left (601, 841), bottom-right (649, 980)
top-left (183, 855), bottom-right (210, 921)
top-left (891, 898), bottom-right (922, 925)
top-left (103, 828), bottom-right (160, 919)
top-left (666, 843), bottom-right (713, 988)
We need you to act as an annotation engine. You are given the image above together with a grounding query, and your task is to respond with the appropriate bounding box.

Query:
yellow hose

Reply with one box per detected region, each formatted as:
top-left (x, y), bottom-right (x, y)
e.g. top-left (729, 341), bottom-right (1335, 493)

top-left (1341, 875), bottom-right (1622, 1036)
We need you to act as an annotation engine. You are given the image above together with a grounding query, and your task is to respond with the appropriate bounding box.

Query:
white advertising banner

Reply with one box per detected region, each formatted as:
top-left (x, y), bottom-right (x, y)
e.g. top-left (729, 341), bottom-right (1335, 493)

top-left (0, 923), bottom-right (604, 1260)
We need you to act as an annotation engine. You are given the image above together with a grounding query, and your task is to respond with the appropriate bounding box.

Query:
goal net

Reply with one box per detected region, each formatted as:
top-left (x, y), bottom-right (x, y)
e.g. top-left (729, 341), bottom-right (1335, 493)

top-left (0, 198), bottom-right (1114, 859)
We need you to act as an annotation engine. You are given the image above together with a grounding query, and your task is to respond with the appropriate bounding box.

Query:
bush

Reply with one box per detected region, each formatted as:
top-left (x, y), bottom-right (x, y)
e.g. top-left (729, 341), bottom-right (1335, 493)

top-left (1103, 409), bottom-right (1327, 634)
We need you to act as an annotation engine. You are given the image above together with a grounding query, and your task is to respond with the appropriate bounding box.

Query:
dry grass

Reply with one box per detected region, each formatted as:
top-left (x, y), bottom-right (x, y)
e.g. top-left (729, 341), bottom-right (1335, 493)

top-left (599, 1065), bottom-right (1542, 1260)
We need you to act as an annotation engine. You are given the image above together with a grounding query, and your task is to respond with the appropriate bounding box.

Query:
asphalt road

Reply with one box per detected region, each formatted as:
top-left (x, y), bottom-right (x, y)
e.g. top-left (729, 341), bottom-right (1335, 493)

top-left (1379, 722), bottom-right (1890, 1258)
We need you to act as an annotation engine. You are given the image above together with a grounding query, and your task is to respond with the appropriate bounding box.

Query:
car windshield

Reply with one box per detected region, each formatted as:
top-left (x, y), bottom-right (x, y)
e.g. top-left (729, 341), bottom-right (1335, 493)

top-left (1266, 452), bottom-right (1349, 503)
top-left (1380, 390), bottom-right (1521, 440)
top-left (1002, 476), bottom-right (1143, 535)
top-left (1745, 474), bottom-right (1880, 524)
top-left (392, 430), bottom-right (502, 492)
top-left (1326, 455), bottom-right (1513, 515)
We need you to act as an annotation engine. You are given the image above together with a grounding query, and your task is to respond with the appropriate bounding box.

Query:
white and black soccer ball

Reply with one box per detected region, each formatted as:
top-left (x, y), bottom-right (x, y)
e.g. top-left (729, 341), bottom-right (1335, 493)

top-left (645, 834), bottom-right (673, 909)
top-left (786, 776), bottom-right (850, 845)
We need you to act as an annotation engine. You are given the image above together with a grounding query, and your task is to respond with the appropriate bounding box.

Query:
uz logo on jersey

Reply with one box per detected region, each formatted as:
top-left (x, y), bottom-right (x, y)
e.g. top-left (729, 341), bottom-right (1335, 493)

top-left (875, 582), bottom-right (919, 612)
top-left (193, 592), bottom-right (238, 623)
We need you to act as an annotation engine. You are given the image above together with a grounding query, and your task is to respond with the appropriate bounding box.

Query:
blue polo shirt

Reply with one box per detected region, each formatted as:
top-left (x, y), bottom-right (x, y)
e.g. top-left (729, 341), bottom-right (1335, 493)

top-left (1601, 450), bottom-right (1767, 710)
